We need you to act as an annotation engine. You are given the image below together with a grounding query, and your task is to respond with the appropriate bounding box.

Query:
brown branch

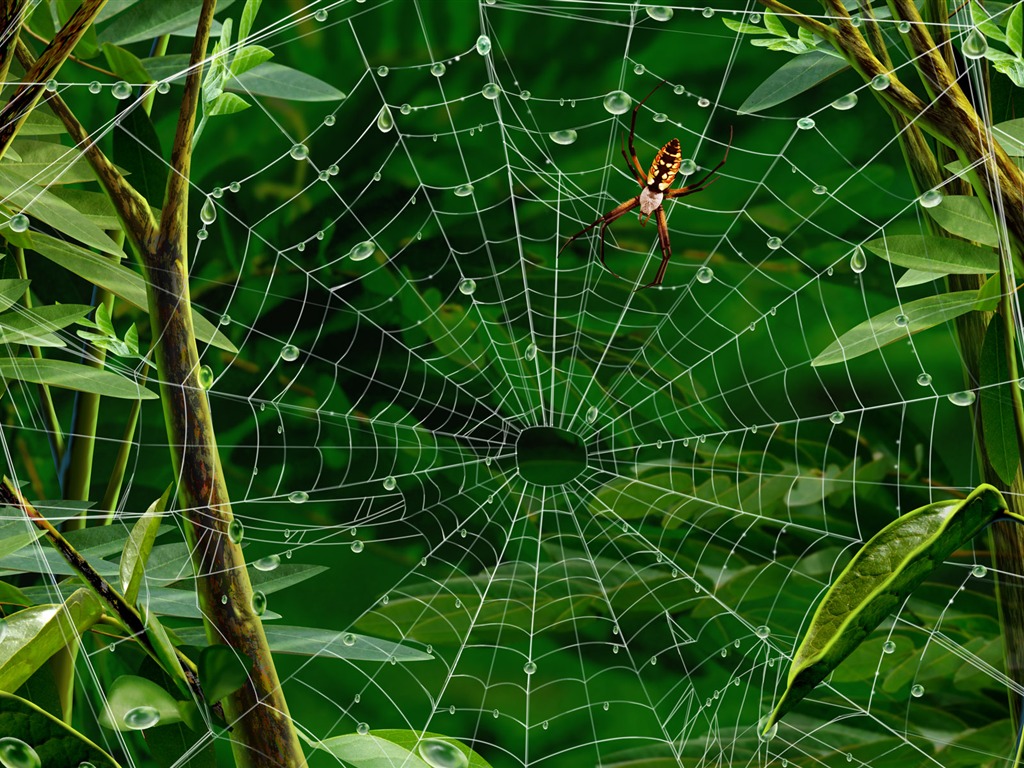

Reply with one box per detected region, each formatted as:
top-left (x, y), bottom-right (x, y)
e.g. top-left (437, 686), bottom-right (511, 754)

top-left (0, 0), bottom-right (107, 159)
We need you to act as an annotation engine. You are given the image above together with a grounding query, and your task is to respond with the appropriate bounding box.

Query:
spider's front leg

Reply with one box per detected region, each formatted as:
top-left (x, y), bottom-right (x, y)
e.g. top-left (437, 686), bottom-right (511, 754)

top-left (638, 205), bottom-right (672, 289)
top-left (558, 197), bottom-right (640, 281)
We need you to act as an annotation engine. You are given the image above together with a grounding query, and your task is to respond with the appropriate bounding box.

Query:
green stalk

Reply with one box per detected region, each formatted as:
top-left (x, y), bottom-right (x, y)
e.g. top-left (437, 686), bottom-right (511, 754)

top-left (98, 394), bottom-right (141, 521)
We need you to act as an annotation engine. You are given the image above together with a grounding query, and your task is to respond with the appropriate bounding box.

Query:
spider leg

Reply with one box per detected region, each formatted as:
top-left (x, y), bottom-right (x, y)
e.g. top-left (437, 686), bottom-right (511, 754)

top-left (621, 134), bottom-right (644, 186)
top-left (597, 197), bottom-right (641, 280)
top-left (627, 78), bottom-right (669, 185)
top-left (666, 125), bottom-right (733, 199)
top-left (638, 206), bottom-right (672, 289)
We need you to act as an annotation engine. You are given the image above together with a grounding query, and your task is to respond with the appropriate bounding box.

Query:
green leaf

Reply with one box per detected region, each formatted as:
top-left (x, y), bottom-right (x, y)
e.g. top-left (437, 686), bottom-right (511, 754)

top-left (6, 139), bottom-right (97, 184)
top-left (198, 645), bottom-right (252, 704)
top-left (0, 691), bottom-right (121, 768)
top-left (762, 8), bottom-right (788, 37)
top-left (723, 18), bottom-right (767, 34)
top-left (229, 44), bottom-right (273, 76)
top-left (239, 0), bottom-right (262, 40)
top-left (173, 625), bottom-right (433, 662)
top-left (739, 51), bottom-right (848, 114)
top-left (924, 196), bottom-right (1001, 246)
top-left (98, 0), bottom-right (236, 46)
top-left (994, 117), bottom-right (1024, 156)
top-left (0, 357), bottom-right (158, 399)
top-left (113, 96), bottom-right (166, 208)
top-left (812, 290), bottom-right (995, 367)
top-left (972, 0), bottom-right (1006, 42)
top-left (12, 231), bottom-right (237, 353)
top-left (0, 589), bottom-right (103, 693)
top-left (143, 56), bottom-right (347, 101)
top-left (864, 235), bottom-right (998, 273)
top-left (0, 304), bottom-right (92, 347)
top-left (0, 505), bottom-right (46, 560)
top-left (980, 320), bottom-right (1021, 484)
top-left (302, 730), bottom-right (493, 768)
top-left (896, 268), bottom-right (946, 288)
top-left (98, 675), bottom-right (182, 731)
top-left (207, 92), bottom-right (250, 117)
top-left (120, 484), bottom-right (170, 604)
top-left (765, 485), bottom-right (1010, 732)
top-left (101, 43), bottom-right (151, 83)
top-left (95, 303), bottom-right (115, 337)
top-left (1009, 1), bottom-right (1023, 56)
top-left (0, 279), bottom-right (29, 312)
top-left (140, 603), bottom-right (188, 690)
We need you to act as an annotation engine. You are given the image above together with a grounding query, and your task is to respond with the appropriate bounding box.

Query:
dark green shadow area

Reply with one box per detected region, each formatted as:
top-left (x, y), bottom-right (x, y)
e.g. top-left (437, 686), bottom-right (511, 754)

top-left (515, 427), bottom-right (588, 486)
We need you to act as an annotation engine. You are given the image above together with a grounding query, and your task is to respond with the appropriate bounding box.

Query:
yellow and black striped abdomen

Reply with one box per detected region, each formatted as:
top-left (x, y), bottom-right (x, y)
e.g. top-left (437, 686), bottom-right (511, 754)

top-left (647, 138), bottom-right (682, 191)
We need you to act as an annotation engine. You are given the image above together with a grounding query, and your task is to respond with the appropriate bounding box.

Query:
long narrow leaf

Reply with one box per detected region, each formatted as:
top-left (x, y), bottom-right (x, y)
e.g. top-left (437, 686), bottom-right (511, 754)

top-left (980, 321), bottom-right (1021, 485)
top-left (0, 357), bottom-right (158, 399)
top-left (864, 234), bottom-right (998, 273)
top-left (739, 51), bottom-right (847, 114)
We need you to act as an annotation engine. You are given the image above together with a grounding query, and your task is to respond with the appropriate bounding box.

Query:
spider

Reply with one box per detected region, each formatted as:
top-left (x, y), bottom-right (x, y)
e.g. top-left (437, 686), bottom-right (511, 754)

top-left (558, 79), bottom-right (732, 289)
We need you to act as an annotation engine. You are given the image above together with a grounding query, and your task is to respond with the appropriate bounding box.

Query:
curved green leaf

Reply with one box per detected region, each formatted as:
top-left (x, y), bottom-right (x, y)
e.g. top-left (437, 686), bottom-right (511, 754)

top-left (97, 0), bottom-right (236, 46)
top-left (303, 729), bottom-right (493, 768)
top-left (812, 290), bottom-right (995, 367)
top-left (173, 625), bottom-right (433, 662)
top-left (143, 56), bottom-right (346, 101)
top-left (0, 691), bottom-right (121, 768)
top-left (0, 358), bottom-right (158, 399)
top-left (1009, 2), bottom-right (1023, 57)
top-left (980, 320), bottom-right (1021, 485)
top-left (925, 196), bottom-right (1001, 246)
top-left (864, 235), bottom-right (997, 273)
top-left (199, 645), bottom-right (252, 704)
top-left (120, 485), bottom-right (170, 604)
top-left (98, 675), bottom-right (182, 731)
top-left (0, 589), bottom-right (103, 693)
top-left (994, 118), bottom-right (1024, 156)
top-left (738, 51), bottom-right (847, 114)
top-left (0, 304), bottom-right (91, 348)
top-left (895, 268), bottom-right (945, 288)
top-left (765, 485), bottom-right (1010, 733)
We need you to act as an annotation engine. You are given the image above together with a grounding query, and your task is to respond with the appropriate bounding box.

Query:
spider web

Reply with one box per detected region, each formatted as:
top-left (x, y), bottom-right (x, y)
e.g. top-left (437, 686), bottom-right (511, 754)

top-left (8, 0), bottom-right (1021, 766)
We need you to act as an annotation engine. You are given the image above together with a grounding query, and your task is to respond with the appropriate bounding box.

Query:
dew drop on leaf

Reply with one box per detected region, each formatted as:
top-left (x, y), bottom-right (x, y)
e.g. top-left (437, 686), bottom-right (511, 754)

top-left (123, 706), bottom-right (160, 730)
top-left (8, 213), bottom-right (28, 232)
top-left (418, 739), bottom-right (469, 768)
top-left (0, 739), bottom-right (39, 768)
top-left (357, 722), bottom-right (370, 735)
top-left (603, 90), bottom-right (632, 115)
top-left (894, 314), bottom-right (909, 327)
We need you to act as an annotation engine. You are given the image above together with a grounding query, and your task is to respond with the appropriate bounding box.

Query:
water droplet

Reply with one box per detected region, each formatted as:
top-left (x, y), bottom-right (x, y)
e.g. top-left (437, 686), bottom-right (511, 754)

top-left (696, 266), bottom-right (714, 284)
top-left (894, 314), bottom-right (909, 327)
top-left (549, 129), bottom-right (578, 146)
top-left (289, 490), bottom-right (309, 504)
top-left (697, 97), bottom-right (710, 108)
top-left (525, 343), bottom-right (537, 361)
top-left (229, 181), bottom-right (241, 193)
top-left (679, 158), bottom-right (697, 175)
top-left (767, 236), bottom-right (782, 250)
top-left (796, 116), bottom-right (815, 130)
top-left (251, 590), bottom-right (267, 616)
top-left (199, 198), bottom-right (218, 227)
top-left (0, 739), bottom-right (39, 768)
top-left (850, 246), bottom-right (867, 273)
top-left (254, 555), bottom-right (280, 571)
top-left (419, 739), bottom-right (469, 768)
top-left (585, 405), bottom-right (599, 424)
top-left (898, 20), bottom-right (912, 33)
top-left (377, 105), bottom-right (394, 132)
top-left (341, 632), bottom-right (357, 647)
top-left (88, 81), bottom-right (102, 94)
top-left (383, 476), bottom-right (397, 490)
top-left (351, 540), bottom-right (364, 553)
top-left (454, 183), bottom-right (474, 197)
top-left (832, 92), bottom-right (859, 110)
top-left (650, 655), bottom-right (657, 665)
top-left (652, 112), bottom-right (668, 123)
top-left (602, 701), bottom-right (610, 710)
top-left (524, 661), bottom-right (537, 675)
top-left (758, 715), bottom-right (777, 741)
top-left (917, 372), bottom-right (932, 386)
top-left (476, 35), bottom-right (492, 55)
top-left (431, 63), bottom-right (446, 78)
top-left (749, 12), bottom-right (761, 23)
top-left (492, 709), bottom-right (499, 718)
top-left (459, 278), bottom-right (476, 295)
top-left (372, 171), bottom-right (382, 182)
top-left (812, 184), bottom-right (828, 195)
top-left (196, 228), bottom-right (209, 241)
top-left (948, 390), bottom-right (976, 407)
top-left (329, 164), bottom-right (340, 176)
top-left (376, 66), bottom-right (389, 77)
top-left (280, 344), bottom-right (299, 362)
top-left (8, 213), bottom-right (29, 232)
top-left (349, 240), bottom-right (376, 261)
top-left (603, 90), bottom-right (632, 115)
top-left (482, 83), bottom-right (501, 100)
top-left (972, 564), bottom-right (987, 577)
top-left (870, 73), bottom-right (891, 90)
top-left (673, 84), bottom-right (685, 95)
top-left (702, 7), bottom-right (714, 17)
top-left (123, 706), bottom-right (160, 730)
top-left (288, 143), bottom-right (308, 161)
top-left (646, 6), bottom-right (674, 21)
top-left (357, 722), bottom-right (370, 735)
top-left (882, 640), bottom-right (896, 654)
top-left (196, 364), bottom-right (214, 389)
top-left (829, 411), bottom-right (845, 425)
top-left (850, 14), bottom-right (862, 27)
top-left (755, 625), bottom-right (771, 639)
top-left (656, 440), bottom-right (663, 448)
top-left (911, 684), bottom-right (925, 698)
top-left (919, 189), bottom-right (943, 208)
top-left (228, 519), bottom-right (244, 544)
top-left (112, 81), bottom-right (132, 100)
top-left (633, 63), bottom-right (645, 75)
